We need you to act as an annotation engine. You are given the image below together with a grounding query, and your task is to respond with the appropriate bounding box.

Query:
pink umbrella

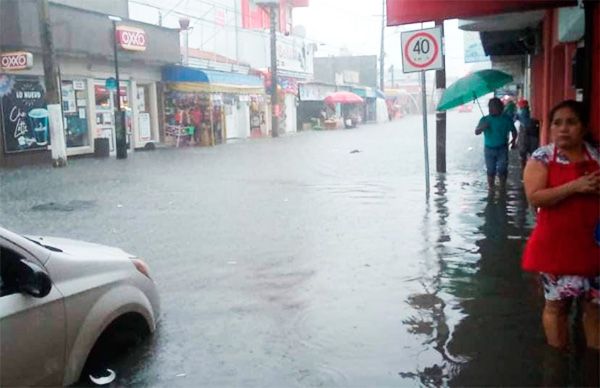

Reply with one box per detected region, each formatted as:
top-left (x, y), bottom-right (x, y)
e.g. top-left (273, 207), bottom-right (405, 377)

top-left (324, 91), bottom-right (364, 105)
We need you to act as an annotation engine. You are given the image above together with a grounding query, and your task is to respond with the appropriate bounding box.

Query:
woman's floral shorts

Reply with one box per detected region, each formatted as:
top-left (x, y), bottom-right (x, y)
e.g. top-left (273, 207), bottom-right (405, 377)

top-left (540, 273), bottom-right (600, 304)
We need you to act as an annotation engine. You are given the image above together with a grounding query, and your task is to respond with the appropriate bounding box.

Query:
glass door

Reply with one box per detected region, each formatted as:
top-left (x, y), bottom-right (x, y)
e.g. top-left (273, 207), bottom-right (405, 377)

top-left (136, 84), bottom-right (153, 144)
top-left (94, 82), bottom-right (115, 153)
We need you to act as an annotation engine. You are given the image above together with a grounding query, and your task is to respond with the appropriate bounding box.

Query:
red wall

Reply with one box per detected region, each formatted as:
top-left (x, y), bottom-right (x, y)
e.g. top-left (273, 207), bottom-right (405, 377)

top-left (531, 8), bottom-right (598, 145)
top-left (241, 0), bottom-right (291, 34)
top-left (591, 4), bottom-right (600, 142)
top-left (531, 53), bottom-right (545, 127)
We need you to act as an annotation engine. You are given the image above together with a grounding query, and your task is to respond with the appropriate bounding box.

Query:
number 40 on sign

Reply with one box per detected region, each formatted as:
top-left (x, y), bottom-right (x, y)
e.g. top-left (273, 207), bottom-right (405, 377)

top-left (401, 26), bottom-right (444, 73)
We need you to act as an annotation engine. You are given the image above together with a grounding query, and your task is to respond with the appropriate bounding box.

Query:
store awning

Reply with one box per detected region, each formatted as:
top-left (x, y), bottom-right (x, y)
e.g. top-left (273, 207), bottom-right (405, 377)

top-left (351, 87), bottom-right (367, 98)
top-left (481, 28), bottom-right (539, 56)
top-left (386, 0), bottom-right (576, 26)
top-left (162, 65), bottom-right (265, 95)
top-left (351, 86), bottom-right (377, 99)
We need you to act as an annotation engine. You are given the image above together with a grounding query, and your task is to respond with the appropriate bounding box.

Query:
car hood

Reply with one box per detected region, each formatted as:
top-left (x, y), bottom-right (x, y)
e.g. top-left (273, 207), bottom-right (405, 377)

top-left (25, 235), bottom-right (132, 262)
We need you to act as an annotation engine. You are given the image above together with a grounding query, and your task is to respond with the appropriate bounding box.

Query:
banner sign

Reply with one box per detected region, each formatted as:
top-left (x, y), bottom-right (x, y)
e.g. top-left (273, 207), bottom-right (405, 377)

top-left (464, 31), bottom-right (488, 63)
top-left (1, 77), bottom-right (50, 153)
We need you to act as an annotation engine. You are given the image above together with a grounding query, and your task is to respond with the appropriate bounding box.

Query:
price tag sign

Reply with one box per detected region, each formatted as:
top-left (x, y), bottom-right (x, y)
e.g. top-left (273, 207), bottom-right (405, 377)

top-left (401, 27), bottom-right (444, 73)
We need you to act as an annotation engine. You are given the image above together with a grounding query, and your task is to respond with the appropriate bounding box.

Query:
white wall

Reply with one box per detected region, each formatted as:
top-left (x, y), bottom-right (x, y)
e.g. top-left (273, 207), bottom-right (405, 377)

top-left (129, 0), bottom-right (242, 62)
top-left (376, 98), bottom-right (388, 124)
top-left (225, 102), bottom-right (250, 139)
top-left (129, 0), bottom-right (314, 78)
top-left (284, 94), bottom-right (297, 133)
top-left (51, 0), bottom-right (129, 18)
top-left (237, 102), bottom-right (250, 138)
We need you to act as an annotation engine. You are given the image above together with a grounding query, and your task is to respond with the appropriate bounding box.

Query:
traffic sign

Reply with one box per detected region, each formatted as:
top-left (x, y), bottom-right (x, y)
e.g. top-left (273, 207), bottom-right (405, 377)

top-left (401, 27), bottom-right (444, 73)
top-left (105, 77), bottom-right (117, 90)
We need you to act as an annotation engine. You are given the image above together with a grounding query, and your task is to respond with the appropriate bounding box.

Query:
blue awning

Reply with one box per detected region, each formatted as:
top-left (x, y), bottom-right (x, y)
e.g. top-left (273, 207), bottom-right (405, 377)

top-left (162, 65), bottom-right (263, 87)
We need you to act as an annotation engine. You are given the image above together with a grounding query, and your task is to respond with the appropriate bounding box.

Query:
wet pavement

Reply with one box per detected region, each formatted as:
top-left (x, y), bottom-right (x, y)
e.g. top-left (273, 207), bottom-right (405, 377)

top-left (1, 112), bottom-right (598, 387)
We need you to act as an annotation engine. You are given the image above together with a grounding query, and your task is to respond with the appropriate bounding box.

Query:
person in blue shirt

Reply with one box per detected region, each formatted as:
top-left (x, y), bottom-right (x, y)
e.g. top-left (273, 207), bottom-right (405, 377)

top-left (475, 97), bottom-right (518, 191)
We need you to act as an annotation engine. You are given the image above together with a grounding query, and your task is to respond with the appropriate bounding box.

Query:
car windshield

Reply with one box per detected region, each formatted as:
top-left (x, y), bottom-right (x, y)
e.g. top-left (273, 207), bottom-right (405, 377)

top-left (1, 0), bottom-right (599, 386)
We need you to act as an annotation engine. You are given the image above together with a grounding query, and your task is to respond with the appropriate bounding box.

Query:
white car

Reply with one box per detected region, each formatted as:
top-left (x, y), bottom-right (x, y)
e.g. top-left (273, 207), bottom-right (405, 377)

top-left (0, 227), bottom-right (159, 386)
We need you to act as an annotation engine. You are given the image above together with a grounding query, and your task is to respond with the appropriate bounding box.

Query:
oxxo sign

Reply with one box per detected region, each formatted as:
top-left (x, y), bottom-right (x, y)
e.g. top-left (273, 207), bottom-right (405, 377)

top-left (0, 51), bottom-right (34, 70)
top-left (116, 26), bottom-right (147, 51)
top-left (401, 27), bottom-right (444, 73)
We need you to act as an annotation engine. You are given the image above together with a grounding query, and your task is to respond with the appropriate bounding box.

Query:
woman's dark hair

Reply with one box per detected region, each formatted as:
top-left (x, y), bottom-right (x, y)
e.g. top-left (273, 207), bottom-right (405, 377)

top-left (488, 97), bottom-right (503, 111)
top-left (548, 100), bottom-right (588, 127)
top-left (548, 100), bottom-right (597, 145)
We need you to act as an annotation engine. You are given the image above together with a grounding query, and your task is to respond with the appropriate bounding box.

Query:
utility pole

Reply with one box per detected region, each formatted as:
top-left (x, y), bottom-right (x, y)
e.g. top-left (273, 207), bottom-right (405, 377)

top-left (38, 0), bottom-right (67, 167)
top-left (179, 18), bottom-right (191, 66)
top-left (234, 0), bottom-right (240, 62)
top-left (111, 17), bottom-right (127, 159)
top-left (379, 0), bottom-right (385, 91)
top-left (269, 4), bottom-right (279, 138)
top-left (435, 20), bottom-right (446, 173)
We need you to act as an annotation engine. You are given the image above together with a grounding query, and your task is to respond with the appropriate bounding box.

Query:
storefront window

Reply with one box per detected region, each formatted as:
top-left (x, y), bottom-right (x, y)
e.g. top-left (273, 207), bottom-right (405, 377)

top-left (62, 80), bottom-right (90, 148)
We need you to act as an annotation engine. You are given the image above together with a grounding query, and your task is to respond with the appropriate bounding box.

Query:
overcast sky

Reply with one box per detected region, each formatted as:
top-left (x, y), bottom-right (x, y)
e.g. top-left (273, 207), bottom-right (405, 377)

top-left (293, 0), bottom-right (489, 79)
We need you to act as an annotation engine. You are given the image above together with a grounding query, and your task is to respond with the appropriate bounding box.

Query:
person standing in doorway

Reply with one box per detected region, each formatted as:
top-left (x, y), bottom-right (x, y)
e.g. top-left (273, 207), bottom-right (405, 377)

top-left (475, 97), bottom-right (518, 191)
top-left (189, 105), bottom-right (203, 145)
top-left (516, 99), bottom-right (540, 170)
top-left (522, 100), bottom-right (600, 351)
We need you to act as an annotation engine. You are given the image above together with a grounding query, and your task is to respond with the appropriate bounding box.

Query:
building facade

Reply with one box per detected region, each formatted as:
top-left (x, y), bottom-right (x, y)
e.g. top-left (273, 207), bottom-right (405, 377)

top-left (312, 55), bottom-right (381, 123)
top-left (0, 0), bottom-right (180, 167)
top-left (129, 0), bottom-right (314, 135)
top-left (459, 2), bottom-right (600, 144)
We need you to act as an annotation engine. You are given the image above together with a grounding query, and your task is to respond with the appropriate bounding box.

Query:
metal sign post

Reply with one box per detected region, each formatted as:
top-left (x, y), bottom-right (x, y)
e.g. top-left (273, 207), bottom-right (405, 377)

top-left (420, 71), bottom-right (430, 197)
top-left (401, 26), bottom-right (444, 197)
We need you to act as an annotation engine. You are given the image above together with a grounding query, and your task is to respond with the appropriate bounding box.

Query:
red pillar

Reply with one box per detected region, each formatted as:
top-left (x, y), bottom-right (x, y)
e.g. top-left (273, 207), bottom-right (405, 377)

top-left (540, 10), bottom-right (554, 145)
top-left (531, 54), bottom-right (545, 121)
top-left (590, 4), bottom-right (600, 142)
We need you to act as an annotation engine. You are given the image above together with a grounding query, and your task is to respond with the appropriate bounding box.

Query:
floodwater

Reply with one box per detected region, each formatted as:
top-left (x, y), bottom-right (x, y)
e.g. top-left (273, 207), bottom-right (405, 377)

top-left (1, 111), bottom-right (597, 387)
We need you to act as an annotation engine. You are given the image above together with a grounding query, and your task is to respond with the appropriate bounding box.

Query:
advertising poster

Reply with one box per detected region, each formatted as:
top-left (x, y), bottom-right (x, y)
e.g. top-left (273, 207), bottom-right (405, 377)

top-left (1, 76), bottom-right (50, 153)
top-left (138, 112), bottom-right (151, 141)
top-left (464, 31), bottom-right (489, 64)
top-left (62, 82), bottom-right (77, 113)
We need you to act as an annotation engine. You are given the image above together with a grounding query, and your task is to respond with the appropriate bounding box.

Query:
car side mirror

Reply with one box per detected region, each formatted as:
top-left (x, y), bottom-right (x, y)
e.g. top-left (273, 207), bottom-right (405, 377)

top-left (18, 259), bottom-right (52, 298)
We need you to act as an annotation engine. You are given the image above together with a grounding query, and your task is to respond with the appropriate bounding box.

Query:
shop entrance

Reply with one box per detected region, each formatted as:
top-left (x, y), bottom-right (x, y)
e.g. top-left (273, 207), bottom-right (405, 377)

top-left (136, 84), bottom-right (154, 146)
top-left (94, 81), bottom-right (131, 154)
top-left (163, 90), bottom-right (227, 147)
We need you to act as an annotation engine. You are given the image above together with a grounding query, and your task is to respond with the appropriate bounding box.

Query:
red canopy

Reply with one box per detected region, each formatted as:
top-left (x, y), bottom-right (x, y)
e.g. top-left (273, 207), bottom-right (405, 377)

top-left (386, 0), bottom-right (576, 26)
top-left (324, 91), bottom-right (364, 105)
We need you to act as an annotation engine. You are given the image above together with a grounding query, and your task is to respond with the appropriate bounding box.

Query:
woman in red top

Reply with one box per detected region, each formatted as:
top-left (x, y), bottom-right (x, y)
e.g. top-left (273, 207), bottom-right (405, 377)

top-left (523, 100), bottom-right (600, 350)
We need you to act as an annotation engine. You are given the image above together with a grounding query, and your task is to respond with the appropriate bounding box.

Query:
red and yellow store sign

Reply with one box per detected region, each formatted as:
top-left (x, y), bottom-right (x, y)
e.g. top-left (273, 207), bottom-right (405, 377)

top-left (0, 51), bottom-right (33, 71)
top-left (115, 26), bottom-right (147, 52)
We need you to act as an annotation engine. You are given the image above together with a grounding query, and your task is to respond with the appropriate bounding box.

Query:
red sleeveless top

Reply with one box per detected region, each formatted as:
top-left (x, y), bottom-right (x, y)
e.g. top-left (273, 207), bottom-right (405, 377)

top-left (522, 146), bottom-right (600, 276)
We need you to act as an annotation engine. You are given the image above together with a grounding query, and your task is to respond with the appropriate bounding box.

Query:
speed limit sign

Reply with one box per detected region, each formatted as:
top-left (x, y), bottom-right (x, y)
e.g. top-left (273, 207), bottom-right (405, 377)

top-left (401, 26), bottom-right (444, 73)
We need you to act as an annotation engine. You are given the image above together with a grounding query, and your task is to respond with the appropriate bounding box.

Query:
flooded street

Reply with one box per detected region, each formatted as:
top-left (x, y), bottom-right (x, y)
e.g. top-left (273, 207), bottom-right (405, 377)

top-left (1, 112), bottom-right (597, 387)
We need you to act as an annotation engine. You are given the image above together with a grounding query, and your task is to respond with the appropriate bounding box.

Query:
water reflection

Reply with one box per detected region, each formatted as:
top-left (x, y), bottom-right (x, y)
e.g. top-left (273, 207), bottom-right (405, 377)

top-left (400, 174), bottom-right (468, 386)
top-left (404, 169), bottom-right (600, 387)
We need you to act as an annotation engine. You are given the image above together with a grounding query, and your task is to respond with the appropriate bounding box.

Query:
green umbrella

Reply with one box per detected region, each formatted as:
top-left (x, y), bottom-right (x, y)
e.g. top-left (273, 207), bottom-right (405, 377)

top-left (437, 69), bottom-right (513, 114)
